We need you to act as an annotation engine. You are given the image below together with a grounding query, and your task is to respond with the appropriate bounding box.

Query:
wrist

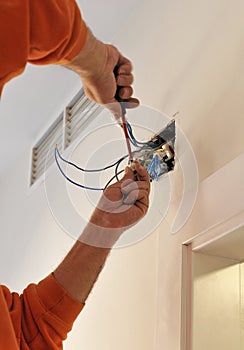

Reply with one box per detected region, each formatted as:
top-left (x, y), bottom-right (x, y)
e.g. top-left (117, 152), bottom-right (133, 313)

top-left (65, 28), bottom-right (108, 79)
top-left (80, 220), bottom-right (124, 248)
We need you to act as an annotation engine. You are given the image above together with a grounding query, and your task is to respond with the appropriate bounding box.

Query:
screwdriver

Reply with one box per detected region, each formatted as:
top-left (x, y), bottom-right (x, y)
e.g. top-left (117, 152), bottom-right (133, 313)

top-left (114, 65), bottom-right (134, 163)
top-left (117, 100), bottom-right (134, 163)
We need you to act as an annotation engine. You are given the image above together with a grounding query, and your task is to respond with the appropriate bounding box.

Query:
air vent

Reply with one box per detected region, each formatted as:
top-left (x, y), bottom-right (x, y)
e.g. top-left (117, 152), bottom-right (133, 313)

top-left (64, 89), bottom-right (103, 148)
top-left (30, 88), bottom-right (103, 186)
top-left (30, 115), bottom-right (63, 185)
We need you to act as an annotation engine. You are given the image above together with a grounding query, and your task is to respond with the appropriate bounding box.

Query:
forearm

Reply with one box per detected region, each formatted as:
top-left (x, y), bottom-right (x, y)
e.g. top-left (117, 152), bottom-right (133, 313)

top-left (53, 242), bottom-right (110, 304)
top-left (53, 163), bottom-right (150, 304)
top-left (53, 224), bottom-right (123, 303)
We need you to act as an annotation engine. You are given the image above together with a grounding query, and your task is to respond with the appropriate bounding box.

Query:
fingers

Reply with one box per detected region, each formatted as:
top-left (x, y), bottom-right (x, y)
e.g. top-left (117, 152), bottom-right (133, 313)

top-left (134, 189), bottom-right (150, 215)
top-left (114, 54), bottom-right (140, 107)
top-left (116, 74), bottom-right (134, 87)
top-left (119, 166), bottom-right (136, 182)
top-left (122, 188), bottom-right (149, 210)
top-left (121, 180), bottom-right (149, 196)
top-left (120, 165), bottom-right (150, 212)
top-left (117, 86), bottom-right (133, 100)
top-left (121, 179), bottom-right (149, 209)
top-left (118, 162), bottom-right (150, 192)
top-left (133, 161), bottom-right (151, 183)
top-left (116, 63), bottom-right (133, 100)
top-left (116, 57), bottom-right (133, 74)
top-left (123, 97), bottom-right (140, 109)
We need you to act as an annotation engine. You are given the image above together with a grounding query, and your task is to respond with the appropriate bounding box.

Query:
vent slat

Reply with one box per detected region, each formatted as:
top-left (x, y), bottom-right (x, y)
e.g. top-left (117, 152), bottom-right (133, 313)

top-left (30, 115), bottom-right (63, 185)
top-left (69, 91), bottom-right (87, 115)
top-left (31, 88), bottom-right (103, 186)
top-left (35, 133), bottom-right (63, 160)
top-left (68, 105), bottom-right (102, 145)
top-left (36, 124), bottom-right (62, 152)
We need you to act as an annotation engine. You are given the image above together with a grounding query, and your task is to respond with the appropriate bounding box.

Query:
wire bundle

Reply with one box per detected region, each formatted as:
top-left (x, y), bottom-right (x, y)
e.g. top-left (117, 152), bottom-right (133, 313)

top-left (126, 122), bottom-right (148, 147)
top-left (54, 120), bottom-right (174, 190)
top-left (54, 146), bottom-right (128, 191)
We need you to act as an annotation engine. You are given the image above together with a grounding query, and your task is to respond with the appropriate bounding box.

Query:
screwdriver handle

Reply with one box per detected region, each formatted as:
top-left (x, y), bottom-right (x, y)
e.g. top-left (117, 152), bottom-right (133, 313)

top-left (113, 65), bottom-right (127, 115)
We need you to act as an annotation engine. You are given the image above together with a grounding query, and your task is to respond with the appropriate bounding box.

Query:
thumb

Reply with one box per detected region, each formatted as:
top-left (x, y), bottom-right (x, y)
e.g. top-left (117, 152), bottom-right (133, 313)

top-left (119, 166), bottom-right (136, 183)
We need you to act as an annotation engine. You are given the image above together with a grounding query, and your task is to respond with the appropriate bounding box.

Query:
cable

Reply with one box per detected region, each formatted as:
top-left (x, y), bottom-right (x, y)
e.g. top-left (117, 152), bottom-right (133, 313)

top-left (55, 145), bottom-right (125, 172)
top-left (55, 147), bottom-right (129, 191)
top-left (115, 156), bottom-right (127, 182)
top-left (54, 119), bottom-right (149, 190)
top-left (126, 121), bottom-right (149, 147)
top-left (54, 147), bottom-right (104, 191)
top-left (104, 169), bottom-right (125, 189)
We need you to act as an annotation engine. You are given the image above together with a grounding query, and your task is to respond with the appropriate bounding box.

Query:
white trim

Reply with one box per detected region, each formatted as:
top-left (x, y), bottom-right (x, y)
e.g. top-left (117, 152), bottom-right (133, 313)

top-left (178, 152), bottom-right (244, 350)
top-left (190, 211), bottom-right (244, 251)
top-left (156, 152), bottom-right (244, 350)
top-left (181, 244), bottom-right (193, 350)
top-left (179, 152), bottom-right (244, 242)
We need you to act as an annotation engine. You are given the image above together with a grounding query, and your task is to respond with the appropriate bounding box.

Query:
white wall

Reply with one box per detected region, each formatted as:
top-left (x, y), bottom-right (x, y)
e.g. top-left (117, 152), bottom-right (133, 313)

top-left (112, 0), bottom-right (244, 348)
top-left (115, 0), bottom-right (244, 182)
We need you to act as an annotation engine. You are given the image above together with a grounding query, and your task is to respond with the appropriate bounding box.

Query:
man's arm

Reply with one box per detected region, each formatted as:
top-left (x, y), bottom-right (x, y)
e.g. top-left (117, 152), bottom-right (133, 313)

top-left (53, 161), bottom-right (150, 303)
top-left (54, 22), bottom-right (148, 306)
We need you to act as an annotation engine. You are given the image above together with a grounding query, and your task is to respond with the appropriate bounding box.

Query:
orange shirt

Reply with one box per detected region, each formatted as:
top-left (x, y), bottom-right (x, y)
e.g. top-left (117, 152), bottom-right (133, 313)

top-left (0, 0), bottom-right (87, 95)
top-left (0, 0), bottom-right (87, 348)
top-left (0, 274), bottom-right (84, 349)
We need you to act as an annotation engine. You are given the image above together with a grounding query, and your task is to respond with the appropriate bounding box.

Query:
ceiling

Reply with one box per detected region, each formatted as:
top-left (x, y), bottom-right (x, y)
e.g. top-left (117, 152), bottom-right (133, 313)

top-left (0, 0), bottom-right (141, 176)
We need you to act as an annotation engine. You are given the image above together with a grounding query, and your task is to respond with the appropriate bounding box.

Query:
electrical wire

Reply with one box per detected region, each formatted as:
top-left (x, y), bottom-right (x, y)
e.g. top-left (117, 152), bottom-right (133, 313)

top-left (104, 169), bottom-right (125, 189)
top-left (54, 119), bottom-right (175, 190)
top-left (126, 121), bottom-right (149, 147)
top-left (54, 119), bottom-right (149, 191)
top-left (54, 147), bottom-right (104, 191)
top-left (55, 145), bottom-right (126, 172)
top-left (55, 146), bottom-right (129, 191)
top-left (115, 156), bottom-right (127, 182)
top-left (54, 121), bottom-right (152, 190)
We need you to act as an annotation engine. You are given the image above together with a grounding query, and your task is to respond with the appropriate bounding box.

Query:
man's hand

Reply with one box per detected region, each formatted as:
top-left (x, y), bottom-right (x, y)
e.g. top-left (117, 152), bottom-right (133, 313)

top-left (90, 161), bottom-right (150, 230)
top-left (64, 28), bottom-right (139, 114)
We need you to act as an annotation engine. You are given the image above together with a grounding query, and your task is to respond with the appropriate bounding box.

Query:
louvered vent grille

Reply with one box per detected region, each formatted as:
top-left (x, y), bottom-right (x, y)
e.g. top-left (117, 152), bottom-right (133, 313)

top-left (64, 90), bottom-right (103, 148)
top-left (30, 115), bottom-right (63, 185)
top-left (30, 88), bottom-right (103, 186)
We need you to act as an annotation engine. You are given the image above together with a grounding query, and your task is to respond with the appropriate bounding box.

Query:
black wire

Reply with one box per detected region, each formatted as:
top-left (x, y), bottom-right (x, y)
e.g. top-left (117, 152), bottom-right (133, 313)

top-left (55, 145), bottom-right (125, 172)
top-left (55, 147), bottom-right (130, 191)
top-left (126, 121), bottom-right (149, 147)
top-left (115, 156), bottom-right (127, 182)
top-left (54, 147), bottom-right (104, 191)
top-left (54, 120), bottom-right (147, 191)
top-left (104, 170), bottom-right (125, 189)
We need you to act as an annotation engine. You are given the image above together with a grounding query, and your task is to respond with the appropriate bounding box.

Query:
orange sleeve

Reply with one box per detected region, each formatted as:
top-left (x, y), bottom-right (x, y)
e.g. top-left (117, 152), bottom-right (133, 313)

top-left (0, 0), bottom-right (87, 95)
top-left (1, 274), bottom-right (84, 350)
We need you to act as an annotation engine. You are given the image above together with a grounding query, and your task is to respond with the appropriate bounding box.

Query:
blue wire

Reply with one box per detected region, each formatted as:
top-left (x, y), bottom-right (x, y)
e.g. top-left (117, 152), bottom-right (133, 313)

top-left (147, 154), bottom-right (163, 181)
top-left (55, 147), bottom-right (129, 191)
top-left (54, 120), bottom-right (150, 190)
top-left (54, 147), bottom-right (104, 191)
top-left (55, 145), bottom-right (126, 172)
top-left (126, 121), bottom-right (149, 147)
